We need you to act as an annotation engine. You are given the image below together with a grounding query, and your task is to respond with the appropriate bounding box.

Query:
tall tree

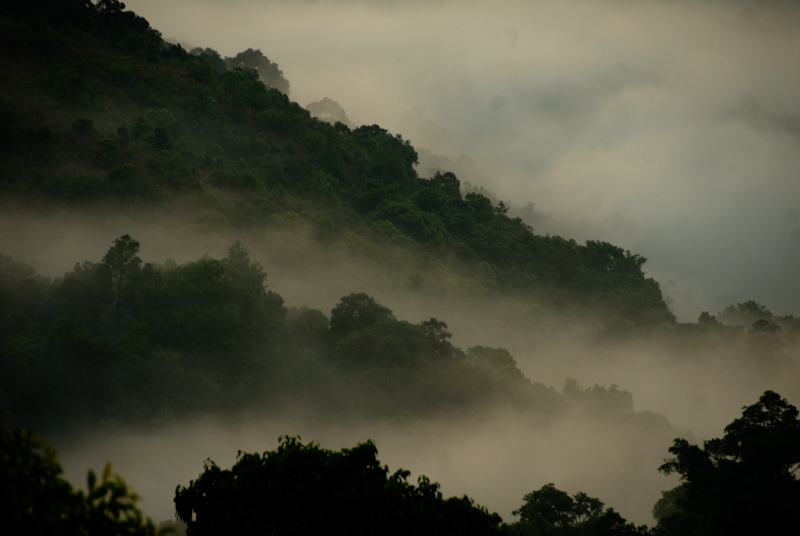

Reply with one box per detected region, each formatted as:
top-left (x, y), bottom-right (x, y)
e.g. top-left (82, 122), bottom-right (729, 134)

top-left (328, 292), bottom-right (394, 339)
top-left (98, 235), bottom-right (142, 327)
top-left (305, 97), bottom-right (355, 129)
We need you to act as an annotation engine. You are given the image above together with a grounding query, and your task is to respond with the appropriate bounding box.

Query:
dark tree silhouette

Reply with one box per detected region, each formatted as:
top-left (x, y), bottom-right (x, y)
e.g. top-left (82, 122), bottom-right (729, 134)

top-left (174, 436), bottom-right (504, 536)
top-left (1, 424), bottom-right (160, 536)
top-left (656, 390), bottom-right (800, 535)
top-left (511, 483), bottom-right (646, 535)
top-left (328, 292), bottom-right (394, 338)
top-left (99, 234), bottom-right (142, 326)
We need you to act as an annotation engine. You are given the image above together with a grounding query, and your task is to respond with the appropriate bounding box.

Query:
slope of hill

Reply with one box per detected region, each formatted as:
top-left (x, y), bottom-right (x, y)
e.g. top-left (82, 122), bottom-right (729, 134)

top-left (0, 0), bottom-right (673, 329)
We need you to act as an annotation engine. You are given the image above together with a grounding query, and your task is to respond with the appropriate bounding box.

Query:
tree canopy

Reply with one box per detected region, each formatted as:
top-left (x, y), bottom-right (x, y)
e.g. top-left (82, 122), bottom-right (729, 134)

top-left (655, 390), bottom-right (800, 535)
top-left (1, 424), bottom-right (161, 536)
top-left (174, 436), bottom-right (504, 536)
top-left (511, 483), bottom-right (646, 536)
top-left (0, 236), bottom-right (573, 432)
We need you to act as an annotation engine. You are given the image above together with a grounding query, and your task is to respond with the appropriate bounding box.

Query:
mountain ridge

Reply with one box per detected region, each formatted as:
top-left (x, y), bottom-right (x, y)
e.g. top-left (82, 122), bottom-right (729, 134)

top-left (0, 0), bottom-right (674, 329)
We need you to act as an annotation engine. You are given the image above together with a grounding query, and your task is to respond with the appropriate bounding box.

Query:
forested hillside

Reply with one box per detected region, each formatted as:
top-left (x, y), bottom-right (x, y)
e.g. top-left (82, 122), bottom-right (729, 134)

top-left (3, 235), bottom-right (664, 434)
top-left (2, 2), bottom-right (800, 534)
top-left (0, 0), bottom-right (672, 328)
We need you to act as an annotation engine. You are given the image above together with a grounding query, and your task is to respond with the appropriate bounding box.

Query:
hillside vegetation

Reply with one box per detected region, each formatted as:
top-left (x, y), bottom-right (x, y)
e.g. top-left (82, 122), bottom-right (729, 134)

top-left (3, 3), bottom-right (800, 535)
top-left (0, 0), bottom-right (673, 329)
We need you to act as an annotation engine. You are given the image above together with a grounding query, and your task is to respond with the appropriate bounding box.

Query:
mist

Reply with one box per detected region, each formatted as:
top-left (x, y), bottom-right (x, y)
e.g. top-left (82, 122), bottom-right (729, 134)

top-left (123, 0), bottom-right (800, 321)
top-left (4, 0), bottom-right (800, 529)
top-left (57, 402), bottom-right (682, 527)
top-left (4, 207), bottom-right (797, 526)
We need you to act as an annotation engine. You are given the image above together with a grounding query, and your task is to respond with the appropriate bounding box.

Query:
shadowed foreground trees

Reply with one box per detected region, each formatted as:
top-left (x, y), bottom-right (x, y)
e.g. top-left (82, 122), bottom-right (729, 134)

top-left (5, 391), bottom-right (799, 535)
top-left (1, 424), bottom-right (161, 536)
top-left (174, 436), bottom-right (505, 536)
top-left (509, 390), bottom-right (800, 535)
top-left (654, 390), bottom-right (800, 535)
top-left (511, 483), bottom-right (646, 536)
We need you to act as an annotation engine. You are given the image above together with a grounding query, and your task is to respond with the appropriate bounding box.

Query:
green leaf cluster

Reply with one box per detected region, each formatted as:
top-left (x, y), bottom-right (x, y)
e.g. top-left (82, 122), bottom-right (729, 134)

top-left (1, 424), bottom-right (161, 536)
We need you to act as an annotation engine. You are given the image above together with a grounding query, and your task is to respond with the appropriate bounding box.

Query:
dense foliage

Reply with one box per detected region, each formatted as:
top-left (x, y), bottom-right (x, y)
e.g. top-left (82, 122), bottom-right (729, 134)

top-left (0, 0), bottom-right (673, 328)
top-left (5, 391), bottom-right (798, 535)
top-left (0, 237), bottom-right (564, 434)
top-left (0, 423), bottom-right (162, 536)
top-left (175, 436), bottom-right (505, 536)
top-left (653, 391), bottom-right (800, 535)
top-left (511, 483), bottom-right (647, 536)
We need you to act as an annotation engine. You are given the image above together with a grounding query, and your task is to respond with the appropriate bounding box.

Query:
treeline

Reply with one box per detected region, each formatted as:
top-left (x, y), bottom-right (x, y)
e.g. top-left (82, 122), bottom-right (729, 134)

top-left (0, 0), bottom-right (672, 327)
top-left (5, 235), bottom-right (790, 436)
top-left (653, 300), bottom-right (800, 373)
top-left (5, 390), bottom-right (799, 535)
top-left (2, 237), bottom-right (670, 435)
top-left (2, 232), bottom-right (797, 436)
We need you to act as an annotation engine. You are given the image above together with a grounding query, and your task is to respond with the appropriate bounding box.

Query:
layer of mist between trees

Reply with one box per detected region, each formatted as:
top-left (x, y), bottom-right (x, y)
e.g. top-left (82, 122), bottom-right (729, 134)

top-left (3, 228), bottom-right (798, 525)
top-left (56, 403), bottom-right (677, 527)
top-left (3, 208), bottom-right (798, 438)
top-left (0, 232), bottom-right (667, 429)
top-left (2, 2), bottom-right (800, 531)
top-left (0, 230), bottom-right (673, 524)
